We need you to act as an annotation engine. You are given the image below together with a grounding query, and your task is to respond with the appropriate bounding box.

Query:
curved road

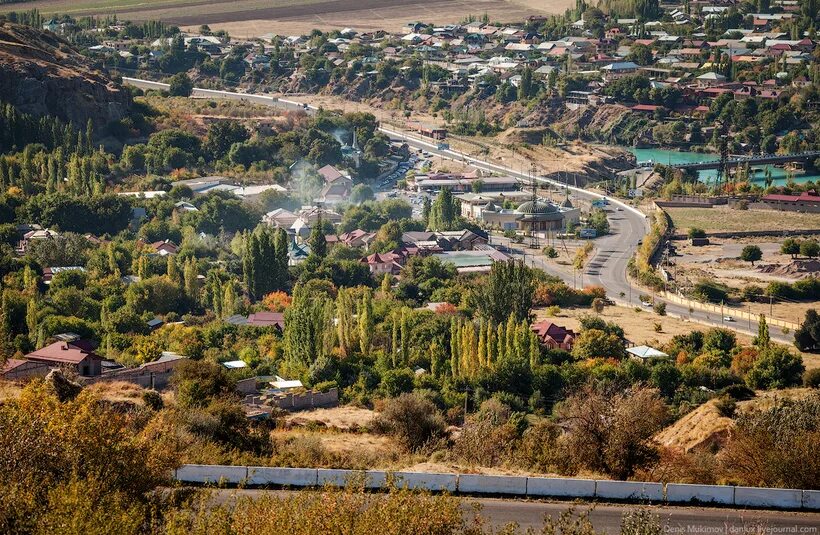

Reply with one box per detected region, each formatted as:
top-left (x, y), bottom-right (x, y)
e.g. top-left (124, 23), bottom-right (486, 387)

top-left (122, 77), bottom-right (791, 344)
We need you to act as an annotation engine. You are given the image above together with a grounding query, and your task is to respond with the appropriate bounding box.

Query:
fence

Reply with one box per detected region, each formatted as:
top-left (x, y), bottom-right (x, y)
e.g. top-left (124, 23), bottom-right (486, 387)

top-left (174, 465), bottom-right (820, 510)
top-left (658, 290), bottom-right (800, 331)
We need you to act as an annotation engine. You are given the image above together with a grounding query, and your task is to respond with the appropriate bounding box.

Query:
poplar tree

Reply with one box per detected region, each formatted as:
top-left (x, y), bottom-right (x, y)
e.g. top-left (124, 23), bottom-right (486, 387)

top-left (273, 227), bottom-right (290, 291)
top-left (336, 289), bottom-right (357, 357)
top-left (358, 288), bottom-right (373, 355)
top-left (222, 281), bottom-right (237, 318)
top-left (166, 255), bottom-right (179, 282)
top-left (309, 212), bottom-right (327, 259)
top-left (400, 307), bottom-right (409, 366)
top-left (449, 317), bottom-right (460, 377)
top-left (183, 258), bottom-right (198, 302)
top-left (392, 312), bottom-right (400, 368)
top-left (26, 298), bottom-right (37, 343)
top-left (757, 314), bottom-right (770, 350)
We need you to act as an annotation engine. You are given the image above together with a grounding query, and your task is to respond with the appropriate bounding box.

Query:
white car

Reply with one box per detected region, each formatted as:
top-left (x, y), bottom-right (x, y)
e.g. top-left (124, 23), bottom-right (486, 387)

top-left (723, 316), bottom-right (734, 322)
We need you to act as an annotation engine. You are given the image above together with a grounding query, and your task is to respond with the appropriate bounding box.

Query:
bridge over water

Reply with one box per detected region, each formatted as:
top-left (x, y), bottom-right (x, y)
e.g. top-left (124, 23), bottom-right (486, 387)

top-left (636, 151), bottom-right (820, 171)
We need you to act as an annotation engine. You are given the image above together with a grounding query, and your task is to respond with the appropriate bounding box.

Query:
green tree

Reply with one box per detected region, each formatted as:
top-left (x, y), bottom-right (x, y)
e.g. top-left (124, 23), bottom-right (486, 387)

top-left (800, 239), bottom-right (820, 258)
top-left (308, 213), bottom-right (328, 259)
top-left (781, 237), bottom-right (801, 258)
top-left (427, 188), bottom-right (458, 231)
top-left (475, 260), bottom-right (534, 324)
top-left (757, 314), bottom-right (770, 350)
top-left (350, 184), bottom-right (375, 204)
top-left (358, 288), bottom-right (373, 355)
top-left (168, 72), bottom-right (193, 97)
top-left (571, 329), bottom-right (625, 360)
top-left (746, 345), bottom-right (805, 389)
top-left (740, 245), bottom-right (762, 265)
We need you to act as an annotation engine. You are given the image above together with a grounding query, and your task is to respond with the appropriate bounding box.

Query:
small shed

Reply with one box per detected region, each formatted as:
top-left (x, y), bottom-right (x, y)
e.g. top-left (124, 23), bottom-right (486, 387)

top-left (627, 345), bottom-right (670, 362)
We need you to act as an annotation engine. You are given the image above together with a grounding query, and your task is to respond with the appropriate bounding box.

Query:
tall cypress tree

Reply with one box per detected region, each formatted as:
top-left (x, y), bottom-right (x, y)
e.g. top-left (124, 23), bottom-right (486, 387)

top-left (274, 227), bottom-right (289, 291)
top-left (309, 212), bottom-right (327, 259)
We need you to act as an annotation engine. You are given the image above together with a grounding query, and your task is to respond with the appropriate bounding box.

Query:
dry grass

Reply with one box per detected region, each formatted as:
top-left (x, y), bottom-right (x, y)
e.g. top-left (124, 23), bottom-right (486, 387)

top-left (654, 399), bottom-right (732, 453)
top-left (86, 380), bottom-right (153, 405)
top-left (4, 0), bottom-right (571, 36)
top-left (667, 206), bottom-right (820, 234)
top-left (284, 406), bottom-right (376, 431)
top-left (178, 0), bottom-right (571, 37)
top-left (0, 380), bottom-right (23, 402)
top-left (535, 305), bottom-right (756, 347)
top-left (654, 388), bottom-right (817, 453)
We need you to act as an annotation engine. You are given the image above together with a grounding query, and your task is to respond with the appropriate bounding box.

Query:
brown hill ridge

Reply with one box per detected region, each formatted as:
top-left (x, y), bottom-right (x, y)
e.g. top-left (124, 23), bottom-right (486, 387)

top-left (0, 22), bottom-right (131, 126)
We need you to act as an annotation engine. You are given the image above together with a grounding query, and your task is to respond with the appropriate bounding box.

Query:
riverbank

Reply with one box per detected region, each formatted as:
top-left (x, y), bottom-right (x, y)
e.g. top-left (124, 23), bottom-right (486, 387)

top-left (631, 147), bottom-right (820, 186)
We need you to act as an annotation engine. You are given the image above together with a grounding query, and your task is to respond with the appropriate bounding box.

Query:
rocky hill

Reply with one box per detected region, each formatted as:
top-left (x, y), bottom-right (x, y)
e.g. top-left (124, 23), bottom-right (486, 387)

top-left (0, 22), bottom-right (131, 126)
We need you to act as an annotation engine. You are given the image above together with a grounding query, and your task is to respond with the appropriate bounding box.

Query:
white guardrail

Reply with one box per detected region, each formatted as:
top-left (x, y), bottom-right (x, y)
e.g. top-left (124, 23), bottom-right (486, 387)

top-left (174, 465), bottom-right (820, 510)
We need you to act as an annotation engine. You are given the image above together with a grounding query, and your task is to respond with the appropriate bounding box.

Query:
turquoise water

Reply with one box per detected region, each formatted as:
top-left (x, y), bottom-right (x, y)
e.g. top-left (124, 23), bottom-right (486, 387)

top-left (630, 148), bottom-right (820, 186)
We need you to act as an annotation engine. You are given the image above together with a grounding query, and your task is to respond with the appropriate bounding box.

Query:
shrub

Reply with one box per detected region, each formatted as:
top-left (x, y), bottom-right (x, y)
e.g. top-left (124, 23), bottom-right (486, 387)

top-left (379, 368), bottom-right (415, 398)
top-left (804, 368), bottom-right (820, 388)
top-left (720, 392), bottom-right (820, 488)
top-left (719, 384), bottom-right (755, 401)
top-left (313, 380), bottom-right (338, 393)
top-left (746, 345), bottom-right (805, 390)
top-left (142, 389), bottom-right (164, 411)
top-left (372, 393), bottom-right (447, 452)
top-left (555, 385), bottom-right (669, 479)
top-left (714, 395), bottom-right (737, 418)
top-left (688, 227), bottom-right (706, 239)
top-left (653, 302), bottom-right (666, 316)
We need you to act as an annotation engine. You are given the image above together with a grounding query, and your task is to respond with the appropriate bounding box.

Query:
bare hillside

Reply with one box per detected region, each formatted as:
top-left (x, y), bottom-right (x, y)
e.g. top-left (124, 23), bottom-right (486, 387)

top-left (0, 22), bottom-right (131, 125)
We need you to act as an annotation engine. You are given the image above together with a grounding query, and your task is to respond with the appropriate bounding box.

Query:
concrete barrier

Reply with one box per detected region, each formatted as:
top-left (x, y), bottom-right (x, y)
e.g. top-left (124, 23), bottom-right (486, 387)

top-left (526, 477), bottom-right (596, 498)
top-left (666, 483), bottom-right (734, 505)
top-left (176, 464), bottom-right (247, 485)
top-left (246, 467), bottom-right (317, 487)
top-left (734, 487), bottom-right (802, 509)
top-left (802, 490), bottom-right (820, 510)
top-left (391, 472), bottom-right (458, 492)
top-left (458, 474), bottom-right (527, 495)
top-left (595, 480), bottom-right (663, 501)
top-left (365, 471), bottom-right (387, 489)
top-left (171, 465), bottom-right (818, 510)
top-left (316, 468), bottom-right (364, 487)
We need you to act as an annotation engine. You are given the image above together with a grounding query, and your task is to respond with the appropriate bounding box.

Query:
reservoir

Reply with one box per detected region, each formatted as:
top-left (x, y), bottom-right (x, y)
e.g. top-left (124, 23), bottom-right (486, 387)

top-left (630, 148), bottom-right (820, 186)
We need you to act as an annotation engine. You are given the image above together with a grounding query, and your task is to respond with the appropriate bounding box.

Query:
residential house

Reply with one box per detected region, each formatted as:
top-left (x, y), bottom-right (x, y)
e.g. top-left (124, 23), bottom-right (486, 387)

top-left (600, 61), bottom-right (640, 80)
top-left (248, 311), bottom-right (286, 330)
top-left (531, 321), bottom-right (577, 350)
top-left (150, 240), bottom-right (178, 256)
top-left (264, 208), bottom-right (299, 228)
top-left (24, 341), bottom-right (104, 377)
top-left (17, 228), bottom-right (58, 254)
top-left (338, 229), bottom-right (377, 249)
top-left (42, 266), bottom-right (86, 284)
top-left (361, 251), bottom-right (404, 276)
top-left (1, 358), bottom-right (50, 382)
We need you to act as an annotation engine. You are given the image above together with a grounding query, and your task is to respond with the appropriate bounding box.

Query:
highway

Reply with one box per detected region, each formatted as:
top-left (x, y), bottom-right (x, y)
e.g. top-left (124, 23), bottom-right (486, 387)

top-left (211, 489), bottom-right (820, 533)
top-left (121, 77), bottom-right (792, 344)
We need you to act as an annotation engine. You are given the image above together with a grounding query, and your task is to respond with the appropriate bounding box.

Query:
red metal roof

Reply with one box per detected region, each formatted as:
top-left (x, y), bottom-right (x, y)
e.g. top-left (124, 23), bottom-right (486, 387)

top-left (531, 321), bottom-right (576, 344)
top-left (762, 191), bottom-right (820, 203)
top-left (247, 311), bottom-right (285, 329)
top-left (25, 342), bottom-right (102, 365)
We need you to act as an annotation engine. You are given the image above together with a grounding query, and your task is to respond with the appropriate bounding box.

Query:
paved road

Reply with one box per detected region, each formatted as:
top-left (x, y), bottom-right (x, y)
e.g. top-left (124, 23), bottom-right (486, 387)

top-left (211, 489), bottom-right (819, 533)
top-left (122, 77), bottom-right (792, 344)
